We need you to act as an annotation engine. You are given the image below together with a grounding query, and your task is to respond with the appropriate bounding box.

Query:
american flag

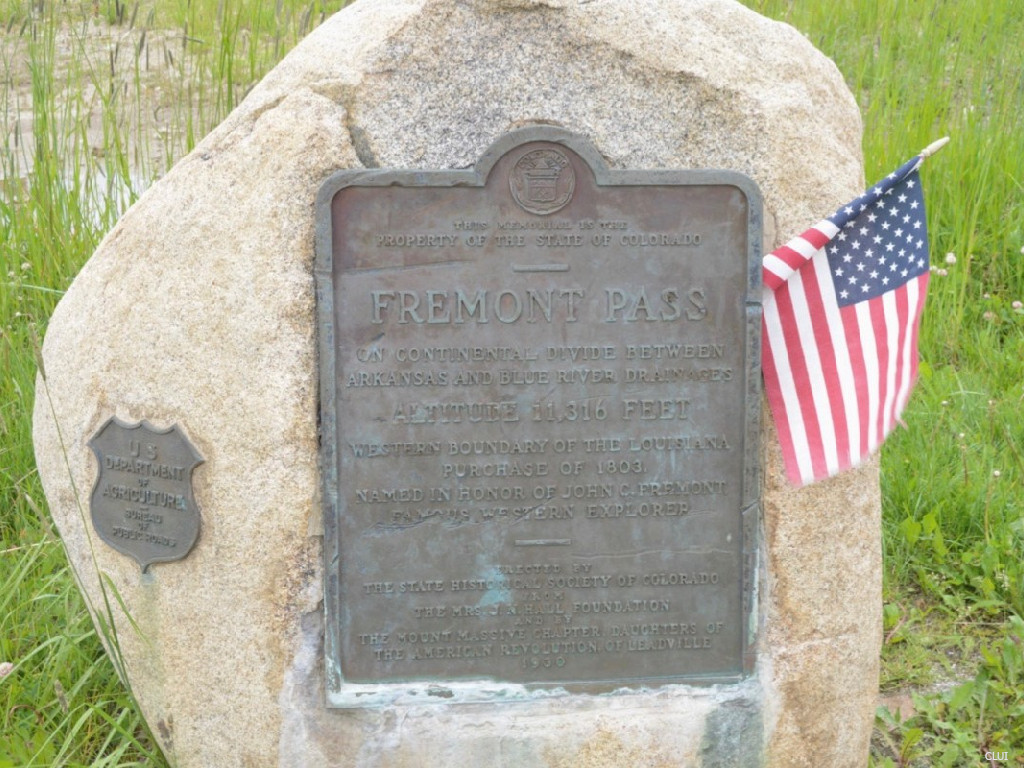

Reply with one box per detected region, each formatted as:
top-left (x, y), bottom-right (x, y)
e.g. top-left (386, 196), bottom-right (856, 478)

top-left (762, 152), bottom-right (935, 486)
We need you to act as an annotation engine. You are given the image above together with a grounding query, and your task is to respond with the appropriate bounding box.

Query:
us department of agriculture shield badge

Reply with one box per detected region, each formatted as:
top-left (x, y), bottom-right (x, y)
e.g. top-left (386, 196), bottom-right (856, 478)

top-left (88, 417), bottom-right (203, 571)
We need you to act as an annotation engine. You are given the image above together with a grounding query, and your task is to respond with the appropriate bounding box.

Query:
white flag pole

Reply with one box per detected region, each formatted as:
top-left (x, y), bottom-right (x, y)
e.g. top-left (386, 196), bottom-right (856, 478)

top-left (920, 136), bottom-right (950, 159)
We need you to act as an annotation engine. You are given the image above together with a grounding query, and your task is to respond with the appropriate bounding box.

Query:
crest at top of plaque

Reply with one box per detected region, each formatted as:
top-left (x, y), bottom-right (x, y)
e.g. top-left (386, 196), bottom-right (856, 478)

top-left (509, 148), bottom-right (576, 215)
top-left (88, 417), bottom-right (203, 572)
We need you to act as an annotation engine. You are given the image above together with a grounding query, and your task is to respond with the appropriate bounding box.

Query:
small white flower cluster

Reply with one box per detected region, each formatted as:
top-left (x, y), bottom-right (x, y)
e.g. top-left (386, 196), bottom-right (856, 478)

top-left (927, 251), bottom-right (959, 277)
top-left (962, 257), bottom-right (1024, 316)
top-left (0, 661), bottom-right (14, 678)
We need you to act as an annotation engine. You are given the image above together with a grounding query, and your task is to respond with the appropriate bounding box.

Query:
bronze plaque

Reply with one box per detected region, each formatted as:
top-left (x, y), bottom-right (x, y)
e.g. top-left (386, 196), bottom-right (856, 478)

top-left (88, 417), bottom-right (203, 571)
top-left (316, 127), bottom-right (762, 707)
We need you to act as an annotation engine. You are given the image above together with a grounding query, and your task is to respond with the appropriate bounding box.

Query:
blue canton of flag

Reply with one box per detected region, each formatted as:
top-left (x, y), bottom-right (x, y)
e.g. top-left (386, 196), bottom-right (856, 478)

top-left (826, 157), bottom-right (929, 307)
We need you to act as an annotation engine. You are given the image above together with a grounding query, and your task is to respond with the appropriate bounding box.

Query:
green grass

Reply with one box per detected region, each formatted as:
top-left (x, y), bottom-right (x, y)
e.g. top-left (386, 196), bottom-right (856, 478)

top-left (2, 0), bottom-right (1024, 764)
top-left (743, 0), bottom-right (1024, 764)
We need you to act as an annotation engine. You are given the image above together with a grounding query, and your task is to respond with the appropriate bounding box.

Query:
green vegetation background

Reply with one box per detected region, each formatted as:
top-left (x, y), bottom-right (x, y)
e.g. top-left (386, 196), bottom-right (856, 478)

top-left (1, 0), bottom-right (1022, 765)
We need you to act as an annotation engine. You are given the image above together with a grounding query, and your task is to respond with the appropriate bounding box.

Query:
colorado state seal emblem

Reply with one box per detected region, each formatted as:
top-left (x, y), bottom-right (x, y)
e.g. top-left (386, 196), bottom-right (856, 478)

top-left (509, 148), bottom-right (575, 215)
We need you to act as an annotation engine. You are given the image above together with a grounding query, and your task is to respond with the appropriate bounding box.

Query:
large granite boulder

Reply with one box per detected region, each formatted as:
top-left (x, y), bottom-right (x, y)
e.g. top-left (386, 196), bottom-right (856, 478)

top-left (34, 0), bottom-right (879, 765)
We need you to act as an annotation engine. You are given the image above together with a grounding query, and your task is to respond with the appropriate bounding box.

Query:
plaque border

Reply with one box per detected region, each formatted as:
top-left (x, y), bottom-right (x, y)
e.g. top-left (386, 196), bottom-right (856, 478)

top-left (315, 126), bottom-right (763, 708)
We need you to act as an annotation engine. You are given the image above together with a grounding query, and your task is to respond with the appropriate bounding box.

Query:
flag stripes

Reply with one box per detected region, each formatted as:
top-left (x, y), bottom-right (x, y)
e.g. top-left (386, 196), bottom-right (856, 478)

top-left (763, 222), bottom-right (837, 290)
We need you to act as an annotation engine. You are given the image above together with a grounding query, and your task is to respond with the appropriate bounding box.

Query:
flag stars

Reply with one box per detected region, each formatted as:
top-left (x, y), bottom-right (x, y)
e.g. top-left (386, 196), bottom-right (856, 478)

top-left (808, 167), bottom-right (928, 312)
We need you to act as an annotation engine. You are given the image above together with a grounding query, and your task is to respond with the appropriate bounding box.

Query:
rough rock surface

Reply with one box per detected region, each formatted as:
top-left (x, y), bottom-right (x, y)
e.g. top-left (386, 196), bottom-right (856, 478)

top-left (33, 0), bottom-right (878, 766)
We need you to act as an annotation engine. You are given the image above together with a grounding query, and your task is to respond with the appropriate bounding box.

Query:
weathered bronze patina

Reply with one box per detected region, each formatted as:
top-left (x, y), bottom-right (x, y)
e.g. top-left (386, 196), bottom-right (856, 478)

top-left (88, 417), bottom-right (203, 571)
top-left (316, 127), bottom-right (762, 707)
